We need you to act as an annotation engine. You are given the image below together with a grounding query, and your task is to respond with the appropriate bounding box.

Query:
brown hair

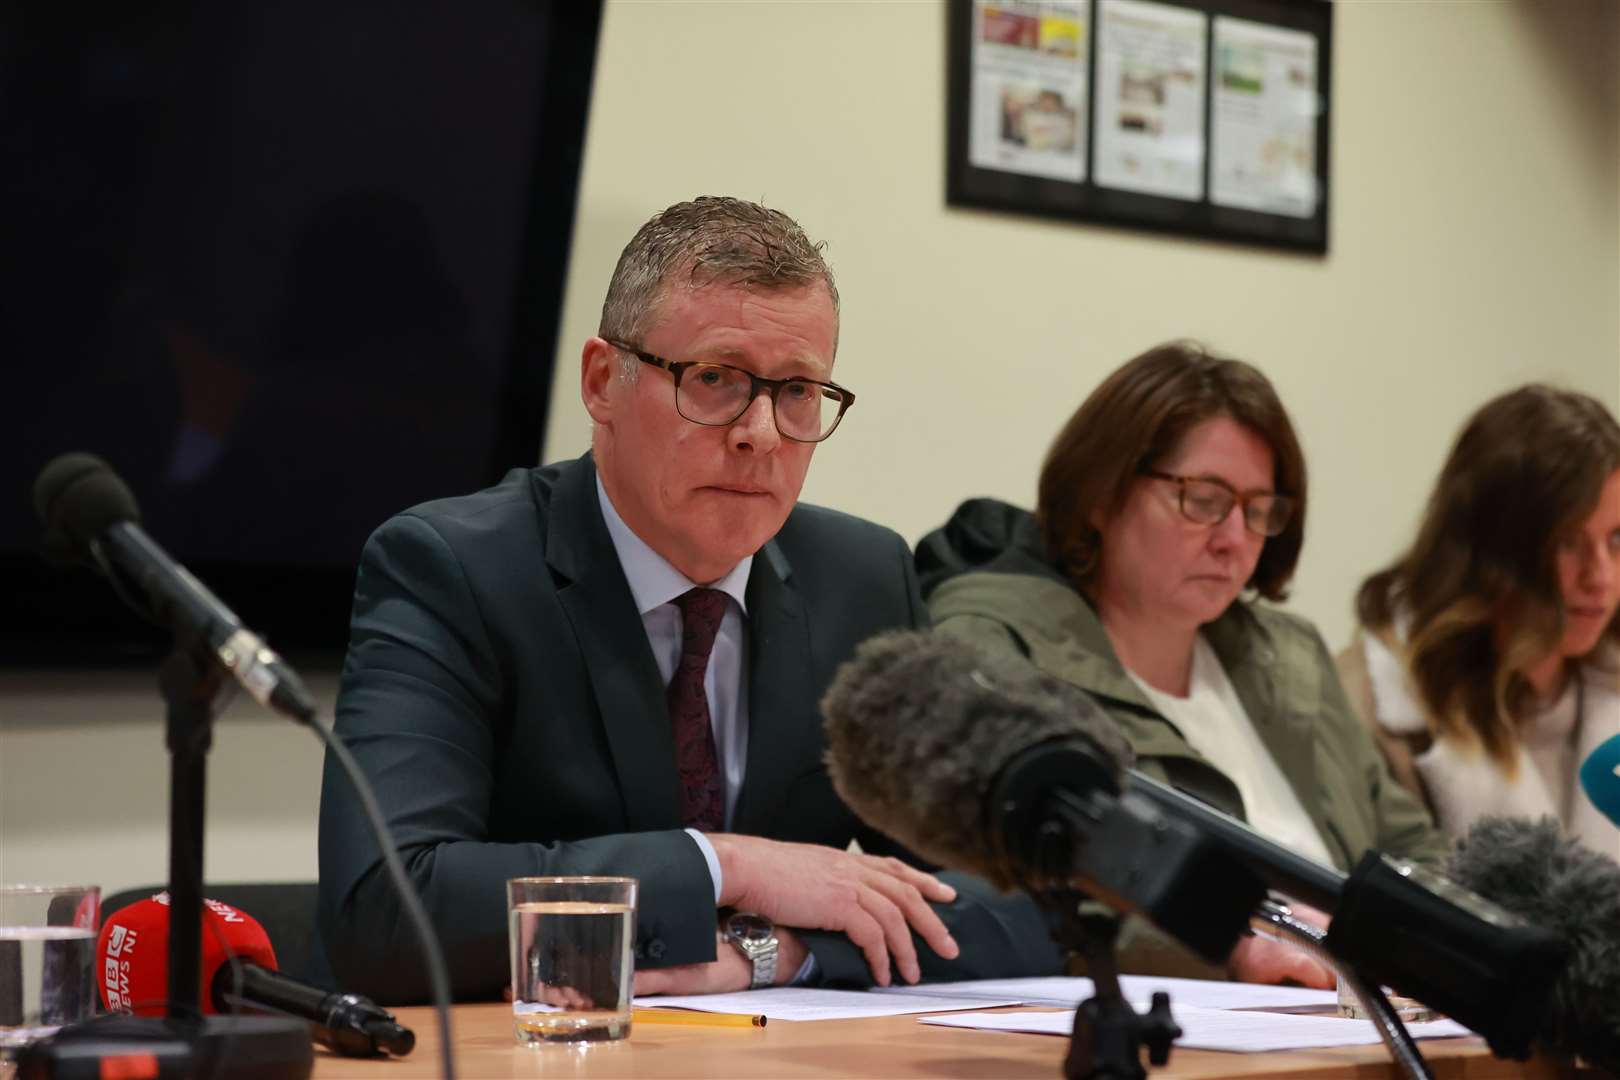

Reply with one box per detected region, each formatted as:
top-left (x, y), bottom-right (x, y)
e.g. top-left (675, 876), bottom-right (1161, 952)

top-left (598, 196), bottom-right (839, 349)
top-left (1357, 384), bottom-right (1620, 767)
top-left (1037, 340), bottom-right (1307, 602)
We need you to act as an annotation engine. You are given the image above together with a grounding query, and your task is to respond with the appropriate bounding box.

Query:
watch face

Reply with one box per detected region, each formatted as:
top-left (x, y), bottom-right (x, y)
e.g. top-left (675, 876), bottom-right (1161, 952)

top-left (727, 913), bottom-right (773, 944)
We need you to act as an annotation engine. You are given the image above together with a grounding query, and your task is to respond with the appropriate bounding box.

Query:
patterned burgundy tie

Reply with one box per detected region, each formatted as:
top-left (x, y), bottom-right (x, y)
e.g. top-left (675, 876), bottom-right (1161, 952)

top-left (668, 588), bottom-right (729, 832)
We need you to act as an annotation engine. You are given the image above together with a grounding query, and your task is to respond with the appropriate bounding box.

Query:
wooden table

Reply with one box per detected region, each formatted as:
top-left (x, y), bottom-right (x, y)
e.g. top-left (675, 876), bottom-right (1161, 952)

top-left (310, 1003), bottom-right (1588, 1079)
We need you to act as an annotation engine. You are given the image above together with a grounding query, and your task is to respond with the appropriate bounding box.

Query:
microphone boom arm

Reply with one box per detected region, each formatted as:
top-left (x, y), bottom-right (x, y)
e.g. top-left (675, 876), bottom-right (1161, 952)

top-left (1127, 770), bottom-right (1568, 1060)
top-left (991, 743), bottom-right (1269, 967)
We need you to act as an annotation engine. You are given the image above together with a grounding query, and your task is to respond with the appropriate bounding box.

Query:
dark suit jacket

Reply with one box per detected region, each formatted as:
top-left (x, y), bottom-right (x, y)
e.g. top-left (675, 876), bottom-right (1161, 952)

top-left (318, 454), bottom-right (1062, 1001)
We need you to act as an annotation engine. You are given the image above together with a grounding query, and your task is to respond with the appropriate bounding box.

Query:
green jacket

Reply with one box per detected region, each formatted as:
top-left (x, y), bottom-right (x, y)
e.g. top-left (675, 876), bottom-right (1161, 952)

top-left (916, 499), bottom-right (1448, 978)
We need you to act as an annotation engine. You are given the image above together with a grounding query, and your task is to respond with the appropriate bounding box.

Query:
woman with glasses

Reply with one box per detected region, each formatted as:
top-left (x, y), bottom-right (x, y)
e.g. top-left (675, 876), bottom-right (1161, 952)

top-left (1337, 386), bottom-right (1619, 855)
top-left (915, 340), bottom-right (1446, 984)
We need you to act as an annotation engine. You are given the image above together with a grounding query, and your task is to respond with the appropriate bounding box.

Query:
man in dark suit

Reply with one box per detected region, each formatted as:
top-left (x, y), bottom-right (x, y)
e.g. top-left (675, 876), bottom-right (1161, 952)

top-left (317, 197), bottom-right (1062, 1001)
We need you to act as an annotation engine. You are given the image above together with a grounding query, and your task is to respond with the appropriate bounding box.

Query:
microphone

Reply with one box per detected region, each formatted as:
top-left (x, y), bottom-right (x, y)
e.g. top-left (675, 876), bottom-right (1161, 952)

top-left (1447, 816), bottom-right (1620, 1075)
top-left (32, 453), bottom-right (317, 723)
top-left (821, 630), bottom-right (1572, 1062)
top-left (97, 895), bottom-right (275, 1017)
top-left (98, 895), bottom-right (414, 1058)
top-left (1579, 733), bottom-right (1620, 827)
top-left (820, 626), bottom-right (1268, 966)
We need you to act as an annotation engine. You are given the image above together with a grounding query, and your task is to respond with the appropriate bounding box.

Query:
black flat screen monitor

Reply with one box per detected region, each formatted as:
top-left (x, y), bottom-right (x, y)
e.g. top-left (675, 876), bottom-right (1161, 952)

top-left (1, 1), bottom-right (602, 663)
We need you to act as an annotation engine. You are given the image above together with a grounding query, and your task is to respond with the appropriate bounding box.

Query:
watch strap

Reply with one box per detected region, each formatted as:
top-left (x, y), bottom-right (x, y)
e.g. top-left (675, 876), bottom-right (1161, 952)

top-left (721, 910), bottom-right (778, 989)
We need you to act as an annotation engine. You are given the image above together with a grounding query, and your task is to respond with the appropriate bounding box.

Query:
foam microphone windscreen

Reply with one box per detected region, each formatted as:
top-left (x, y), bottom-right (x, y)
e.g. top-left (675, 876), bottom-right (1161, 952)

top-left (1447, 816), bottom-right (1620, 1073)
top-left (31, 452), bottom-right (140, 565)
top-left (97, 895), bottom-right (278, 1016)
top-left (820, 629), bottom-right (1133, 891)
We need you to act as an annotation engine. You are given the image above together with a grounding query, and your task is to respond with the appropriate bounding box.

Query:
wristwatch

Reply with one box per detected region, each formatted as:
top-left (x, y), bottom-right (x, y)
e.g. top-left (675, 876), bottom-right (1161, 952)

top-left (720, 910), bottom-right (778, 989)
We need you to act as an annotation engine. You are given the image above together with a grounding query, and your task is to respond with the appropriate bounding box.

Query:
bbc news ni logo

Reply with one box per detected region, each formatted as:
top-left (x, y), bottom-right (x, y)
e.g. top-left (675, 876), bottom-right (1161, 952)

top-left (102, 925), bottom-right (138, 1011)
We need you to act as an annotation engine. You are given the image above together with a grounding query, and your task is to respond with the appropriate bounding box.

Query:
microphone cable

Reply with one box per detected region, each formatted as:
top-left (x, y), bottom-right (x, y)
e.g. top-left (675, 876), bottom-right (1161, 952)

top-left (84, 684), bottom-right (458, 1080)
top-left (300, 712), bottom-right (456, 1080)
top-left (34, 454), bottom-right (457, 1077)
top-left (1249, 899), bottom-right (1431, 1080)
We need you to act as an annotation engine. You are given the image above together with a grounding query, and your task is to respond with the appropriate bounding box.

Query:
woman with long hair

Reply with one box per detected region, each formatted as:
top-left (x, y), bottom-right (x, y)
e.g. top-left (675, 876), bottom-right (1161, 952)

top-left (1339, 385), bottom-right (1620, 854)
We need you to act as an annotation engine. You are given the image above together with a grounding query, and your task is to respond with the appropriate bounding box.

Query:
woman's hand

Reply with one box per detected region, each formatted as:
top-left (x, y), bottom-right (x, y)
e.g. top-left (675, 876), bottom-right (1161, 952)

top-left (1226, 902), bottom-right (1335, 988)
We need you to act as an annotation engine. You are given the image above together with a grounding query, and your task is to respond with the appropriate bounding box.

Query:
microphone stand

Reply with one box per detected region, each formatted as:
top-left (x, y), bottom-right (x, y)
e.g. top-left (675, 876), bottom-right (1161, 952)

top-left (16, 640), bottom-right (313, 1079)
top-left (1047, 892), bottom-right (1180, 1080)
top-left (1046, 892), bottom-right (1433, 1080)
top-left (161, 646), bottom-right (216, 1022)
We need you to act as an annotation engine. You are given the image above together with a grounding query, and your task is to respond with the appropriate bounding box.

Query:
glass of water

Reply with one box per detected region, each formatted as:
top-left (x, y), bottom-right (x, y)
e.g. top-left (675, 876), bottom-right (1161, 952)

top-left (508, 876), bottom-right (636, 1046)
top-left (1336, 971), bottom-right (1437, 1024)
top-left (0, 884), bottom-right (100, 1058)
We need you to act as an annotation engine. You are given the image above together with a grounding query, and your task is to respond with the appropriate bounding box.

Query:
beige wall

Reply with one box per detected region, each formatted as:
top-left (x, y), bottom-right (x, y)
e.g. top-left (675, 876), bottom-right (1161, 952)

top-left (544, 0), bottom-right (1620, 652)
top-left (0, 671), bottom-right (333, 896)
top-left (5, 0), bottom-right (1617, 894)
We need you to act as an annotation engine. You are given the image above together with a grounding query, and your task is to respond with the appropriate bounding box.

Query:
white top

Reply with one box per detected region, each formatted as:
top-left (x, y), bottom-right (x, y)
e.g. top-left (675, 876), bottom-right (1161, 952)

top-left (1128, 634), bottom-right (1336, 866)
top-left (1519, 682), bottom-right (1581, 825)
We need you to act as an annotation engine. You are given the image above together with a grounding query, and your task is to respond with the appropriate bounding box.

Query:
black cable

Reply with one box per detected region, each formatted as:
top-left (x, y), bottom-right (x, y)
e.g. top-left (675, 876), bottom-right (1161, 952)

top-left (305, 716), bottom-right (456, 1080)
top-left (195, 682), bottom-right (240, 1080)
top-left (1250, 899), bottom-right (1432, 1080)
top-left (44, 462), bottom-right (452, 1072)
top-left (136, 635), bottom-right (454, 1077)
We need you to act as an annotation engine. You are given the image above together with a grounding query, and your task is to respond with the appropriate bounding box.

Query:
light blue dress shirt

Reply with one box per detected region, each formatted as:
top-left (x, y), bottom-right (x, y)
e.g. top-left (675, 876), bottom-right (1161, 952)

top-left (596, 477), bottom-right (749, 902)
top-left (596, 478), bottom-right (821, 985)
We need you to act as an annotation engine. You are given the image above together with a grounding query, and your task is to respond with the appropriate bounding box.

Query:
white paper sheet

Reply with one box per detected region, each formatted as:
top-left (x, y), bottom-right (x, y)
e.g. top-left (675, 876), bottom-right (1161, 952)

top-left (1092, 0), bottom-right (1208, 200)
top-left (1210, 15), bottom-right (1320, 217)
top-left (632, 986), bottom-right (1023, 1022)
top-left (920, 1005), bottom-right (1472, 1052)
top-left (880, 974), bottom-right (1339, 1011)
top-left (969, 1), bottom-right (1090, 182)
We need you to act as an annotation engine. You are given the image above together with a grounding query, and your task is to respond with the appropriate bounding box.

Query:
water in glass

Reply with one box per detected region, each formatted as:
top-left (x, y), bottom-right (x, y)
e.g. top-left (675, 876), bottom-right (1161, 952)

top-left (510, 899), bottom-right (634, 1044)
top-left (0, 926), bottom-right (98, 1056)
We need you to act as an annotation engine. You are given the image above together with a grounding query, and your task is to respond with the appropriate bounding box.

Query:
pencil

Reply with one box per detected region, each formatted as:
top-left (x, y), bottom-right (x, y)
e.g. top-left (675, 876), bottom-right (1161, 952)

top-left (632, 1008), bottom-right (767, 1028)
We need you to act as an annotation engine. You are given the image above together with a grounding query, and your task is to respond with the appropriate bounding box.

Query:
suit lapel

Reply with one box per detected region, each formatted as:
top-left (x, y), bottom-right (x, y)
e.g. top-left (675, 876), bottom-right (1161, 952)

top-left (546, 457), bottom-right (683, 832)
top-left (732, 538), bottom-right (817, 835)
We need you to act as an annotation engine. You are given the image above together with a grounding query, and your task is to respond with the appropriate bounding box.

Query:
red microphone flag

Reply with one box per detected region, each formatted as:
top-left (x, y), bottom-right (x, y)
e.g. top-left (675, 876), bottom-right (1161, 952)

top-left (96, 894), bottom-right (278, 1015)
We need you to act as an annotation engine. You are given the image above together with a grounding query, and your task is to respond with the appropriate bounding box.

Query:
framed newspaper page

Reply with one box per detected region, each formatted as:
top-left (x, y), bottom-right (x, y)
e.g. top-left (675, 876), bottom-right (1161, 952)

top-left (947, 0), bottom-right (1332, 254)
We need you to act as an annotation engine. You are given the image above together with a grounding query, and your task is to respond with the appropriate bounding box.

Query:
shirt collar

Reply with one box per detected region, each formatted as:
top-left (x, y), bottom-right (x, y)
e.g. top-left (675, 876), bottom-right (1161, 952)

top-left (596, 475), bottom-right (751, 616)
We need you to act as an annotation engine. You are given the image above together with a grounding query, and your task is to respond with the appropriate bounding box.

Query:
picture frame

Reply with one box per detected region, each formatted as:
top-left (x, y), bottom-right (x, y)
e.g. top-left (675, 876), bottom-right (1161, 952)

top-left (947, 0), bottom-right (1332, 254)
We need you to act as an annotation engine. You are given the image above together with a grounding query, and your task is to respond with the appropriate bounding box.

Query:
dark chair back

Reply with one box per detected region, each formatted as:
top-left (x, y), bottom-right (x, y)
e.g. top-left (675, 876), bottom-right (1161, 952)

top-left (101, 882), bottom-right (334, 991)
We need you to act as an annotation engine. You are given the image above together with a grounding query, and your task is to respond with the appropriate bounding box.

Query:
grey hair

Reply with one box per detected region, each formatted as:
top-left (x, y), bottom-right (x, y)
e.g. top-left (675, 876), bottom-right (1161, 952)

top-left (598, 196), bottom-right (840, 349)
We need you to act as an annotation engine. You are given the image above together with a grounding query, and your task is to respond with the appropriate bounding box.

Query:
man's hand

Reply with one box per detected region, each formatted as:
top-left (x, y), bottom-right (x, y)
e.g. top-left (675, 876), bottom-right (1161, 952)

top-left (707, 834), bottom-right (960, 987)
top-left (632, 927), bottom-right (810, 996)
top-left (1227, 901), bottom-right (1334, 989)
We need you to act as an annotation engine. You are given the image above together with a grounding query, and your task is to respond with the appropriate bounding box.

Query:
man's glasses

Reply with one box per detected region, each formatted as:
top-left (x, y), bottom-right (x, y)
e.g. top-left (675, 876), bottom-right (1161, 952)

top-left (607, 341), bottom-right (855, 443)
top-left (1140, 469), bottom-right (1295, 537)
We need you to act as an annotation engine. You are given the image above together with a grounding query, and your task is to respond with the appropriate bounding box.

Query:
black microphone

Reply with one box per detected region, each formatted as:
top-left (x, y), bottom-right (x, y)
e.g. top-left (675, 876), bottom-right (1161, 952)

top-left (1124, 771), bottom-right (1576, 1063)
top-left (821, 630), bottom-right (1572, 1063)
top-left (96, 894), bottom-right (415, 1060)
top-left (1446, 815), bottom-right (1620, 1075)
top-left (32, 453), bottom-right (317, 723)
top-left (819, 627), bottom-right (1268, 965)
top-left (213, 964), bottom-right (414, 1058)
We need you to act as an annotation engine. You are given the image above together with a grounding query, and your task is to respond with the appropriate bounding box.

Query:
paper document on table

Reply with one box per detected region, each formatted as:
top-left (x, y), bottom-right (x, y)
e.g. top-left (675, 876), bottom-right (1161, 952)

top-left (633, 986), bottom-right (1023, 1022)
top-left (880, 974), bottom-right (1339, 1011)
top-left (920, 1004), bottom-right (1471, 1051)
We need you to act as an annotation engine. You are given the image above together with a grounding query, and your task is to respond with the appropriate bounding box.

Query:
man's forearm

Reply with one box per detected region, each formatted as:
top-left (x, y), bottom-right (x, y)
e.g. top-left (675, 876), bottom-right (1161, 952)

top-left (320, 830), bottom-right (719, 1003)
